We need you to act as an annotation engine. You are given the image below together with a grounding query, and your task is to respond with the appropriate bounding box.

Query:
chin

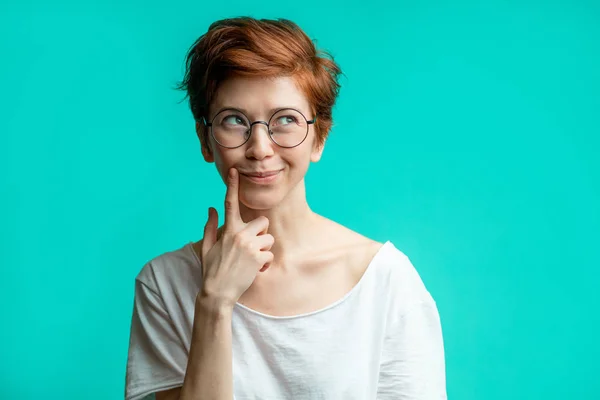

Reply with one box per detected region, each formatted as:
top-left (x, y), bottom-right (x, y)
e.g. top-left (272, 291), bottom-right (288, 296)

top-left (240, 191), bottom-right (283, 211)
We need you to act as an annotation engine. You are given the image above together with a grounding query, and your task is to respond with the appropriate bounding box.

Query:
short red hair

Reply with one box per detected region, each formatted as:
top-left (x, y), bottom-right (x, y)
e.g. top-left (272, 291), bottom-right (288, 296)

top-left (176, 17), bottom-right (342, 150)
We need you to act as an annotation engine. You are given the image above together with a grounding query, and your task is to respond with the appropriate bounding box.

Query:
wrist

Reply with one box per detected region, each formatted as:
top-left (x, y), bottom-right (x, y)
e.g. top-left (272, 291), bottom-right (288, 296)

top-left (195, 292), bottom-right (234, 318)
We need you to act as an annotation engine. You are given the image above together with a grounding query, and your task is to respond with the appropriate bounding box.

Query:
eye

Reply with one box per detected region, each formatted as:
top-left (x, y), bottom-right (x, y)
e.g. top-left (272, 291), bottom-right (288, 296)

top-left (222, 115), bottom-right (246, 126)
top-left (274, 115), bottom-right (298, 125)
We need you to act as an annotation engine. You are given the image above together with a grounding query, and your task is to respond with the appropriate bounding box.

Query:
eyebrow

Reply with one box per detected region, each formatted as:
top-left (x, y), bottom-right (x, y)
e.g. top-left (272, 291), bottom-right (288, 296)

top-left (211, 105), bottom-right (307, 117)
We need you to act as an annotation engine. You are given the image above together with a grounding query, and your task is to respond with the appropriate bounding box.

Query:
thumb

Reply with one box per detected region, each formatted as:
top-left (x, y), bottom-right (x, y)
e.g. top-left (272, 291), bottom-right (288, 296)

top-left (201, 207), bottom-right (218, 263)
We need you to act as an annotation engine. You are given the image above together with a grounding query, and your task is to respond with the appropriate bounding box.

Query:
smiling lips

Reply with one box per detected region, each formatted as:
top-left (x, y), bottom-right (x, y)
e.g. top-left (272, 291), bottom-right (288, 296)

top-left (240, 169), bottom-right (282, 184)
top-left (242, 170), bottom-right (282, 177)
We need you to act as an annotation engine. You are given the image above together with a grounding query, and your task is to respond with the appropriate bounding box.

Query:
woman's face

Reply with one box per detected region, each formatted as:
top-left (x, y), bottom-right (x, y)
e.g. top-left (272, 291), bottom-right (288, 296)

top-left (196, 76), bottom-right (324, 211)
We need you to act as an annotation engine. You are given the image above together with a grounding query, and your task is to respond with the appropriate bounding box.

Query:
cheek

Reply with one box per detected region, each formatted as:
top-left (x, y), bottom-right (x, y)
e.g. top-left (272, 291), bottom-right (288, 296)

top-left (211, 151), bottom-right (232, 180)
top-left (212, 149), bottom-right (248, 181)
top-left (283, 152), bottom-right (312, 182)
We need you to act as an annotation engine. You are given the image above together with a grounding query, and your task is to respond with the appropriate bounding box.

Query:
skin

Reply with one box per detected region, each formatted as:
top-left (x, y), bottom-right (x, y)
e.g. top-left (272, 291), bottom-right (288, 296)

top-left (198, 75), bottom-right (327, 269)
top-left (155, 75), bottom-right (382, 400)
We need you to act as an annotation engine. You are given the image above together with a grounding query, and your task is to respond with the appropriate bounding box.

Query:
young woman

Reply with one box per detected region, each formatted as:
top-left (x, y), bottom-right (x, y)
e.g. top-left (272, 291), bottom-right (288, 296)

top-left (125, 17), bottom-right (447, 400)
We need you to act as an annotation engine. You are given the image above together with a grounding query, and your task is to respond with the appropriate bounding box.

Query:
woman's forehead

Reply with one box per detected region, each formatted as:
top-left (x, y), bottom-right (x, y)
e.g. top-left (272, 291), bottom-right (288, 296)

top-left (211, 76), bottom-right (310, 115)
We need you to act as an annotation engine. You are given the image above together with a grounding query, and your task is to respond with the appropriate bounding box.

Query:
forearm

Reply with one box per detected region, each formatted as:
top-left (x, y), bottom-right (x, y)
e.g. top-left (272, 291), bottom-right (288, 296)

top-left (179, 298), bottom-right (233, 400)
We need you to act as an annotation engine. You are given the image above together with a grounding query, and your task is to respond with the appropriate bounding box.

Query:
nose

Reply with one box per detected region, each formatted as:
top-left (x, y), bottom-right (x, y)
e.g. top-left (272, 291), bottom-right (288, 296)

top-left (245, 122), bottom-right (275, 160)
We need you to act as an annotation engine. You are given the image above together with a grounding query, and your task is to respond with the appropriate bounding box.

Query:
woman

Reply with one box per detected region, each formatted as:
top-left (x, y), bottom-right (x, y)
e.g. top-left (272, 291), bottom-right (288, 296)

top-left (125, 17), bottom-right (446, 400)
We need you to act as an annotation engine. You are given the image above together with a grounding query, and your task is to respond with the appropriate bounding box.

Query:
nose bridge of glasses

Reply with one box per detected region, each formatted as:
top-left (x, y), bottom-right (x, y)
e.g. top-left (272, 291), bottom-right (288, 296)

top-left (247, 120), bottom-right (272, 137)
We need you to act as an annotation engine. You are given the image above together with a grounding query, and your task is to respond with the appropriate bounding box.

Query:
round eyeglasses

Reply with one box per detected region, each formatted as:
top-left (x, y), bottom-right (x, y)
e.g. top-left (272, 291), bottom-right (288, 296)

top-left (201, 108), bottom-right (317, 149)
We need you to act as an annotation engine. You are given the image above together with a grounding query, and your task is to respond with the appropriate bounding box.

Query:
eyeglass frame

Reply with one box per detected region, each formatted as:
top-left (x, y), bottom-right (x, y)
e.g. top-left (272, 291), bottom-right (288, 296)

top-left (199, 107), bottom-right (317, 149)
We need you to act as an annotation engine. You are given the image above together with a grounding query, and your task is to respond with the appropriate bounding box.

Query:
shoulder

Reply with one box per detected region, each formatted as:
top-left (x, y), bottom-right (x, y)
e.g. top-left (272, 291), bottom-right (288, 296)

top-left (347, 236), bottom-right (436, 317)
top-left (320, 216), bottom-right (384, 253)
top-left (379, 243), bottom-right (437, 314)
top-left (319, 220), bottom-right (382, 269)
top-left (136, 242), bottom-right (202, 297)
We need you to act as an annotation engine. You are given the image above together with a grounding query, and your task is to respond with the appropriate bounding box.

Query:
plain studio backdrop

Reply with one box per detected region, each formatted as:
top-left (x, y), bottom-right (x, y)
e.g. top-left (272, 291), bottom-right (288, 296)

top-left (1, 1), bottom-right (598, 399)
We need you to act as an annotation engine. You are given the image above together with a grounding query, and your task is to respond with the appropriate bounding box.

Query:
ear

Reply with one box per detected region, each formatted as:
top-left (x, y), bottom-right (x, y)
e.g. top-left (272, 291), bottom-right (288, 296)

top-left (310, 139), bottom-right (325, 163)
top-left (196, 120), bottom-right (214, 163)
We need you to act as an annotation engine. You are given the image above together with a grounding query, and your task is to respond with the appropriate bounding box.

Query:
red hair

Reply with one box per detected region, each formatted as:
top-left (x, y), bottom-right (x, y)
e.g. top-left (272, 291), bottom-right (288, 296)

top-left (176, 17), bottom-right (342, 150)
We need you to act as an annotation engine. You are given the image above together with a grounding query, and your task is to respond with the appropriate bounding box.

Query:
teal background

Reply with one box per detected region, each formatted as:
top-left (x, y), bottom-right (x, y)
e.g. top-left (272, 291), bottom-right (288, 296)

top-left (1, 0), bottom-right (598, 398)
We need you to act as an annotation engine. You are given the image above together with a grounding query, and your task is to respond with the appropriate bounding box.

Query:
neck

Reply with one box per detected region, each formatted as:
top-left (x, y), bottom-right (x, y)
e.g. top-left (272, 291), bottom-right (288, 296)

top-left (237, 180), bottom-right (321, 266)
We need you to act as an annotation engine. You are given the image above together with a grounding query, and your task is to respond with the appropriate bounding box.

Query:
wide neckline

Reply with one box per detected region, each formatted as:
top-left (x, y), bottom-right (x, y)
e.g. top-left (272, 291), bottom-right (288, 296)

top-left (187, 240), bottom-right (391, 320)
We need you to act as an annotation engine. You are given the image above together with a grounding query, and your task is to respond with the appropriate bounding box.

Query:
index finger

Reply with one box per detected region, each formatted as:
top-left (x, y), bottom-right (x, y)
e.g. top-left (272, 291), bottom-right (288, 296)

top-left (224, 167), bottom-right (241, 231)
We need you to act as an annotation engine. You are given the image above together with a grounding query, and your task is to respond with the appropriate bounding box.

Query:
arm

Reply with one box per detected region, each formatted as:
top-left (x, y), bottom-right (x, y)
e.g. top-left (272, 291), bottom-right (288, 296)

top-left (155, 300), bottom-right (233, 400)
top-left (126, 276), bottom-right (235, 400)
top-left (184, 299), bottom-right (234, 400)
top-left (155, 388), bottom-right (181, 400)
top-left (133, 168), bottom-right (271, 400)
top-left (377, 299), bottom-right (447, 399)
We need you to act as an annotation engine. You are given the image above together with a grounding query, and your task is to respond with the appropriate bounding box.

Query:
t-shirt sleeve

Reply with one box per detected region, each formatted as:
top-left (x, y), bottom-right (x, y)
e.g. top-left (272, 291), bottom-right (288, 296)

top-left (377, 296), bottom-right (447, 400)
top-left (125, 277), bottom-right (188, 400)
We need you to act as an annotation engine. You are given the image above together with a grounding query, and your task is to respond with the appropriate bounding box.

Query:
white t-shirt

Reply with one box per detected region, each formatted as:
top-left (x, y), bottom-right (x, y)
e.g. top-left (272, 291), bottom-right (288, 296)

top-left (125, 240), bottom-right (447, 400)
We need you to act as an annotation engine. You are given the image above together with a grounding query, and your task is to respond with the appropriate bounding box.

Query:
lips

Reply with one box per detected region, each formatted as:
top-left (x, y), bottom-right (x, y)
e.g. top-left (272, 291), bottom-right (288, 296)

top-left (239, 169), bottom-right (282, 185)
top-left (241, 170), bottom-right (282, 178)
